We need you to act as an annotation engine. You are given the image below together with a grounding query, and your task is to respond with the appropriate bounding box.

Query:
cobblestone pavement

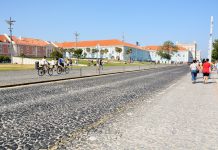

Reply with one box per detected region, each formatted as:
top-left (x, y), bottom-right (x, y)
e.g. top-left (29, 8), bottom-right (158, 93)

top-left (61, 72), bottom-right (218, 150)
top-left (0, 65), bottom-right (169, 86)
top-left (0, 66), bottom-right (188, 149)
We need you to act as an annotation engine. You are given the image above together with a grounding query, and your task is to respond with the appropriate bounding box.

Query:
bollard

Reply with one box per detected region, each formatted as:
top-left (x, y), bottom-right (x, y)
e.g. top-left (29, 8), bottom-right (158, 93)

top-left (80, 67), bottom-right (82, 76)
top-left (139, 65), bottom-right (140, 70)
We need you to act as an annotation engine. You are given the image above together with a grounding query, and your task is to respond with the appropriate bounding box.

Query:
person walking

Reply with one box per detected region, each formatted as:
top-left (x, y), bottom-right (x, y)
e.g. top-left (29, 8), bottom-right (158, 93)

top-left (202, 58), bottom-right (211, 84)
top-left (99, 59), bottom-right (103, 70)
top-left (190, 60), bottom-right (199, 83)
top-left (216, 61), bottom-right (218, 74)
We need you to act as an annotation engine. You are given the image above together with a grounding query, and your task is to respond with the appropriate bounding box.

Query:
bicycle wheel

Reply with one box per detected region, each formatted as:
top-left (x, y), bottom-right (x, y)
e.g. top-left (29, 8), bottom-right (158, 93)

top-left (48, 68), bottom-right (53, 76)
top-left (65, 67), bottom-right (70, 74)
top-left (57, 66), bottom-right (62, 74)
top-left (38, 68), bottom-right (45, 76)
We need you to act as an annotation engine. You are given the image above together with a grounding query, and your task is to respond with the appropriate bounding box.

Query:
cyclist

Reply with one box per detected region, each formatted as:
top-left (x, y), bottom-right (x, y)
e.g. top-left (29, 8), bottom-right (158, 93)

top-left (50, 59), bottom-right (56, 69)
top-left (41, 56), bottom-right (49, 70)
top-left (58, 57), bottom-right (65, 69)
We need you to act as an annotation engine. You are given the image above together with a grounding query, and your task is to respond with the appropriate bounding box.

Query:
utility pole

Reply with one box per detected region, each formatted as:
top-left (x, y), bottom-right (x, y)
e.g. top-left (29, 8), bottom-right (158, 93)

top-left (74, 32), bottom-right (79, 62)
top-left (74, 32), bottom-right (79, 50)
top-left (6, 17), bottom-right (16, 63)
top-left (194, 41), bottom-right (197, 60)
top-left (208, 16), bottom-right (213, 62)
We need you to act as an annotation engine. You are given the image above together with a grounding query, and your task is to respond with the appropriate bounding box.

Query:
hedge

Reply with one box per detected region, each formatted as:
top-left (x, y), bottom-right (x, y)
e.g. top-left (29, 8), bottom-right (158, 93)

top-left (0, 55), bottom-right (11, 63)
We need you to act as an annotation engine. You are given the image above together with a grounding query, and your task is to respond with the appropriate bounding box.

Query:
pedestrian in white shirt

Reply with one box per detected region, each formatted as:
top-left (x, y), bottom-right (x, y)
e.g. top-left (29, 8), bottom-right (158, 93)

top-left (190, 60), bottom-right (199, 83)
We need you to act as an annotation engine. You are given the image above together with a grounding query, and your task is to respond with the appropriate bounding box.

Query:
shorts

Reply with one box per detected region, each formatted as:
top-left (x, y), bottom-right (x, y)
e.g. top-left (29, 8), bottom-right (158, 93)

top-left (203, 73), bottom-right (210, 76)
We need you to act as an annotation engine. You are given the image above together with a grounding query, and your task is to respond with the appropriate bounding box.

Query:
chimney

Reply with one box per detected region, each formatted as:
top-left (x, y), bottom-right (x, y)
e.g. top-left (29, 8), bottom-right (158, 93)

top-left (136, 41), bottom-right (139, 46)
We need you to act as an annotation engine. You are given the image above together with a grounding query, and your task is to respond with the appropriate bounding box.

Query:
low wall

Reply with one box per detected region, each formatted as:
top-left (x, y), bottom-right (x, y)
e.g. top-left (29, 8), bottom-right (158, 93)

top-left (12, 57), bottom-right (87, 66)
top-left (12, 57), bottom-right (40, 64)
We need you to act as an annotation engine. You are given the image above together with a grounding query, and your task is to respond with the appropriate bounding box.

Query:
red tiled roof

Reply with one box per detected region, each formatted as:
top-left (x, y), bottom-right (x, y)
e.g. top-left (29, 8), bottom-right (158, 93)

top-left (56, 39), bottom-right (144, 50)
top-left (12, 36), bottom-right (48, 46)
top-left (143, 46), bottom-right (160, 51)
top-left (143, 45), bottom-right (187, 51)
top-left (0, 35), bottom-right (9, 42)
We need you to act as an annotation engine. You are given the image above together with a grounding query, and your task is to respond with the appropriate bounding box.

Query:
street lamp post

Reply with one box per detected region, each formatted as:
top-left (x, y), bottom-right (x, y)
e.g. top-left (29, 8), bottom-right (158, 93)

top-left (208, 16), bottom-right (213, 63)
top-left (194, 41), bottom-right (197, 60)
top-left (6, 17), bottom-right (16, 63)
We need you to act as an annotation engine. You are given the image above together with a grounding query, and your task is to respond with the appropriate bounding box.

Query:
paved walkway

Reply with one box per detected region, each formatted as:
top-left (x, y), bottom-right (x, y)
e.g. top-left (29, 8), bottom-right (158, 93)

top-left (63, 72), bottom-right (218, 149)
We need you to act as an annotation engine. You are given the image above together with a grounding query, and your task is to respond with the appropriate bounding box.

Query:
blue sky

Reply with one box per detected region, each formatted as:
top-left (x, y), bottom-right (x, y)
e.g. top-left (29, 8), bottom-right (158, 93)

top-left (1, 0), bottom-right (217, 57)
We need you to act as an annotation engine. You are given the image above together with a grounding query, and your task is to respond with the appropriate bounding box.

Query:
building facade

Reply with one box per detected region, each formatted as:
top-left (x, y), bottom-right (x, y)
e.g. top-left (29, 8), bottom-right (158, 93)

top-left (56, 39), bottom-right (151, 61)
top-left (0, 34), bottom-right (57, 58)
top-left (0, 35), bottom-right (10, 56)
top-left (176, 42), bottom-right (201, 60)
top-left (144, 45), bottom-right (193, 64)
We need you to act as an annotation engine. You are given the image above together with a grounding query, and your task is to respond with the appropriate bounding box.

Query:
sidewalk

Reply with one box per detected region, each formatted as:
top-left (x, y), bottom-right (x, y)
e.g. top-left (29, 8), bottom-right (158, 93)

top-left (63, 72), bottom-right (218, 149)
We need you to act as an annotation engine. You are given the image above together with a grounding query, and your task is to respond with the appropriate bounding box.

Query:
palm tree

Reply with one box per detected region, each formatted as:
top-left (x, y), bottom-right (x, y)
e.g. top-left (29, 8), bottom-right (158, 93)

top-left (126, 48), bottom-right (132, 63)
top-left (104, 48), bottom-right (109, 54)
top-left (92, 48), bottom-right (99, 58)
top-left (103, 48), bottom-right (109, 58)
top-left (115, 47), bottom-right (122, 60)
top-left (20, 52), bottom-right (25, 64)
top-left (100, 49), bottom-right (105, 58)
top-left (69, 48), bottom-right (75, 58)
top-left (86, 48), bottom-right (91, 53)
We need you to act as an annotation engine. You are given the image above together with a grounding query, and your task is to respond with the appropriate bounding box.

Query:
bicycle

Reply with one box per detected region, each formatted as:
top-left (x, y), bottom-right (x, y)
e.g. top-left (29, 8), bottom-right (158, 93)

top-left (37, 65), bottom-right (53, 76)
top-left (56, 65), bottom-right (70, 74)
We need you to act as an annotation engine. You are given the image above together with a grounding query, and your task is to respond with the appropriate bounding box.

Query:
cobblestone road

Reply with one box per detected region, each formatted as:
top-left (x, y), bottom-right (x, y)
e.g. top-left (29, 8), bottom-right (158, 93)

top-left (0, 65), bottom-right (188, 149)
top-left (62, 72), bottom-right (218, 150)
top-left (0, 65), bottom-right (169, 87)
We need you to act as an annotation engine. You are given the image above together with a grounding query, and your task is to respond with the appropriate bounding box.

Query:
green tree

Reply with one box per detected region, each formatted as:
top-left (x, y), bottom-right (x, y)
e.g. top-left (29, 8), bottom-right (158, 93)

top-left (68, 48), bottom-right (75, 58)
top-left (73, 49), bottom-right (83, 58)
top-left (115, 47), bottom-right (122, 60)
top-left (83, 52), bottom-right (87, 58)
top-left (157, 41), bottom-right (178, 60)
top-left (157, 50), bottom-right (171, 60)
top-left (91, 48), bottom-right (99, 58)
top-left (126, 48), bottom-right (132, 63)
top-left (104, 49), bottom-right (109, 54)
top-left (86, 48), bottom-right (91, 53)
top-left (100, 49), bottom-right (105, 55)
top-left (20, 53), bottom-right (25, 64)
top-left (92, 48), bottom-right (98, 54)
top-left (161, 41), bottom-right (178, 53)
top-left (212, 39), bottom-right (218, 61)
top-left (50, 49), bottom-right (63, 59)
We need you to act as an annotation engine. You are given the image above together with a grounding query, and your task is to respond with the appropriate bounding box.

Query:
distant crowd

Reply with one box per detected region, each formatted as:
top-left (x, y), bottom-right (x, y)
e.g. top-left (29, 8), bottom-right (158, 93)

top-left (190, 58), bottom-right (218, 84)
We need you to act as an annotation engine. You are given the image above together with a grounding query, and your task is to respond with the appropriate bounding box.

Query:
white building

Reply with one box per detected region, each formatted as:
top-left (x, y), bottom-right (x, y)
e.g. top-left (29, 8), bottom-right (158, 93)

top-left (56, 39), bottom-right (151, 61)
top-left (0, 34), bottom-right (57, 57)
top-left (176, 42), bottom-right (201, 60)
top-left (144, 45), bottom-right (193, 64)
